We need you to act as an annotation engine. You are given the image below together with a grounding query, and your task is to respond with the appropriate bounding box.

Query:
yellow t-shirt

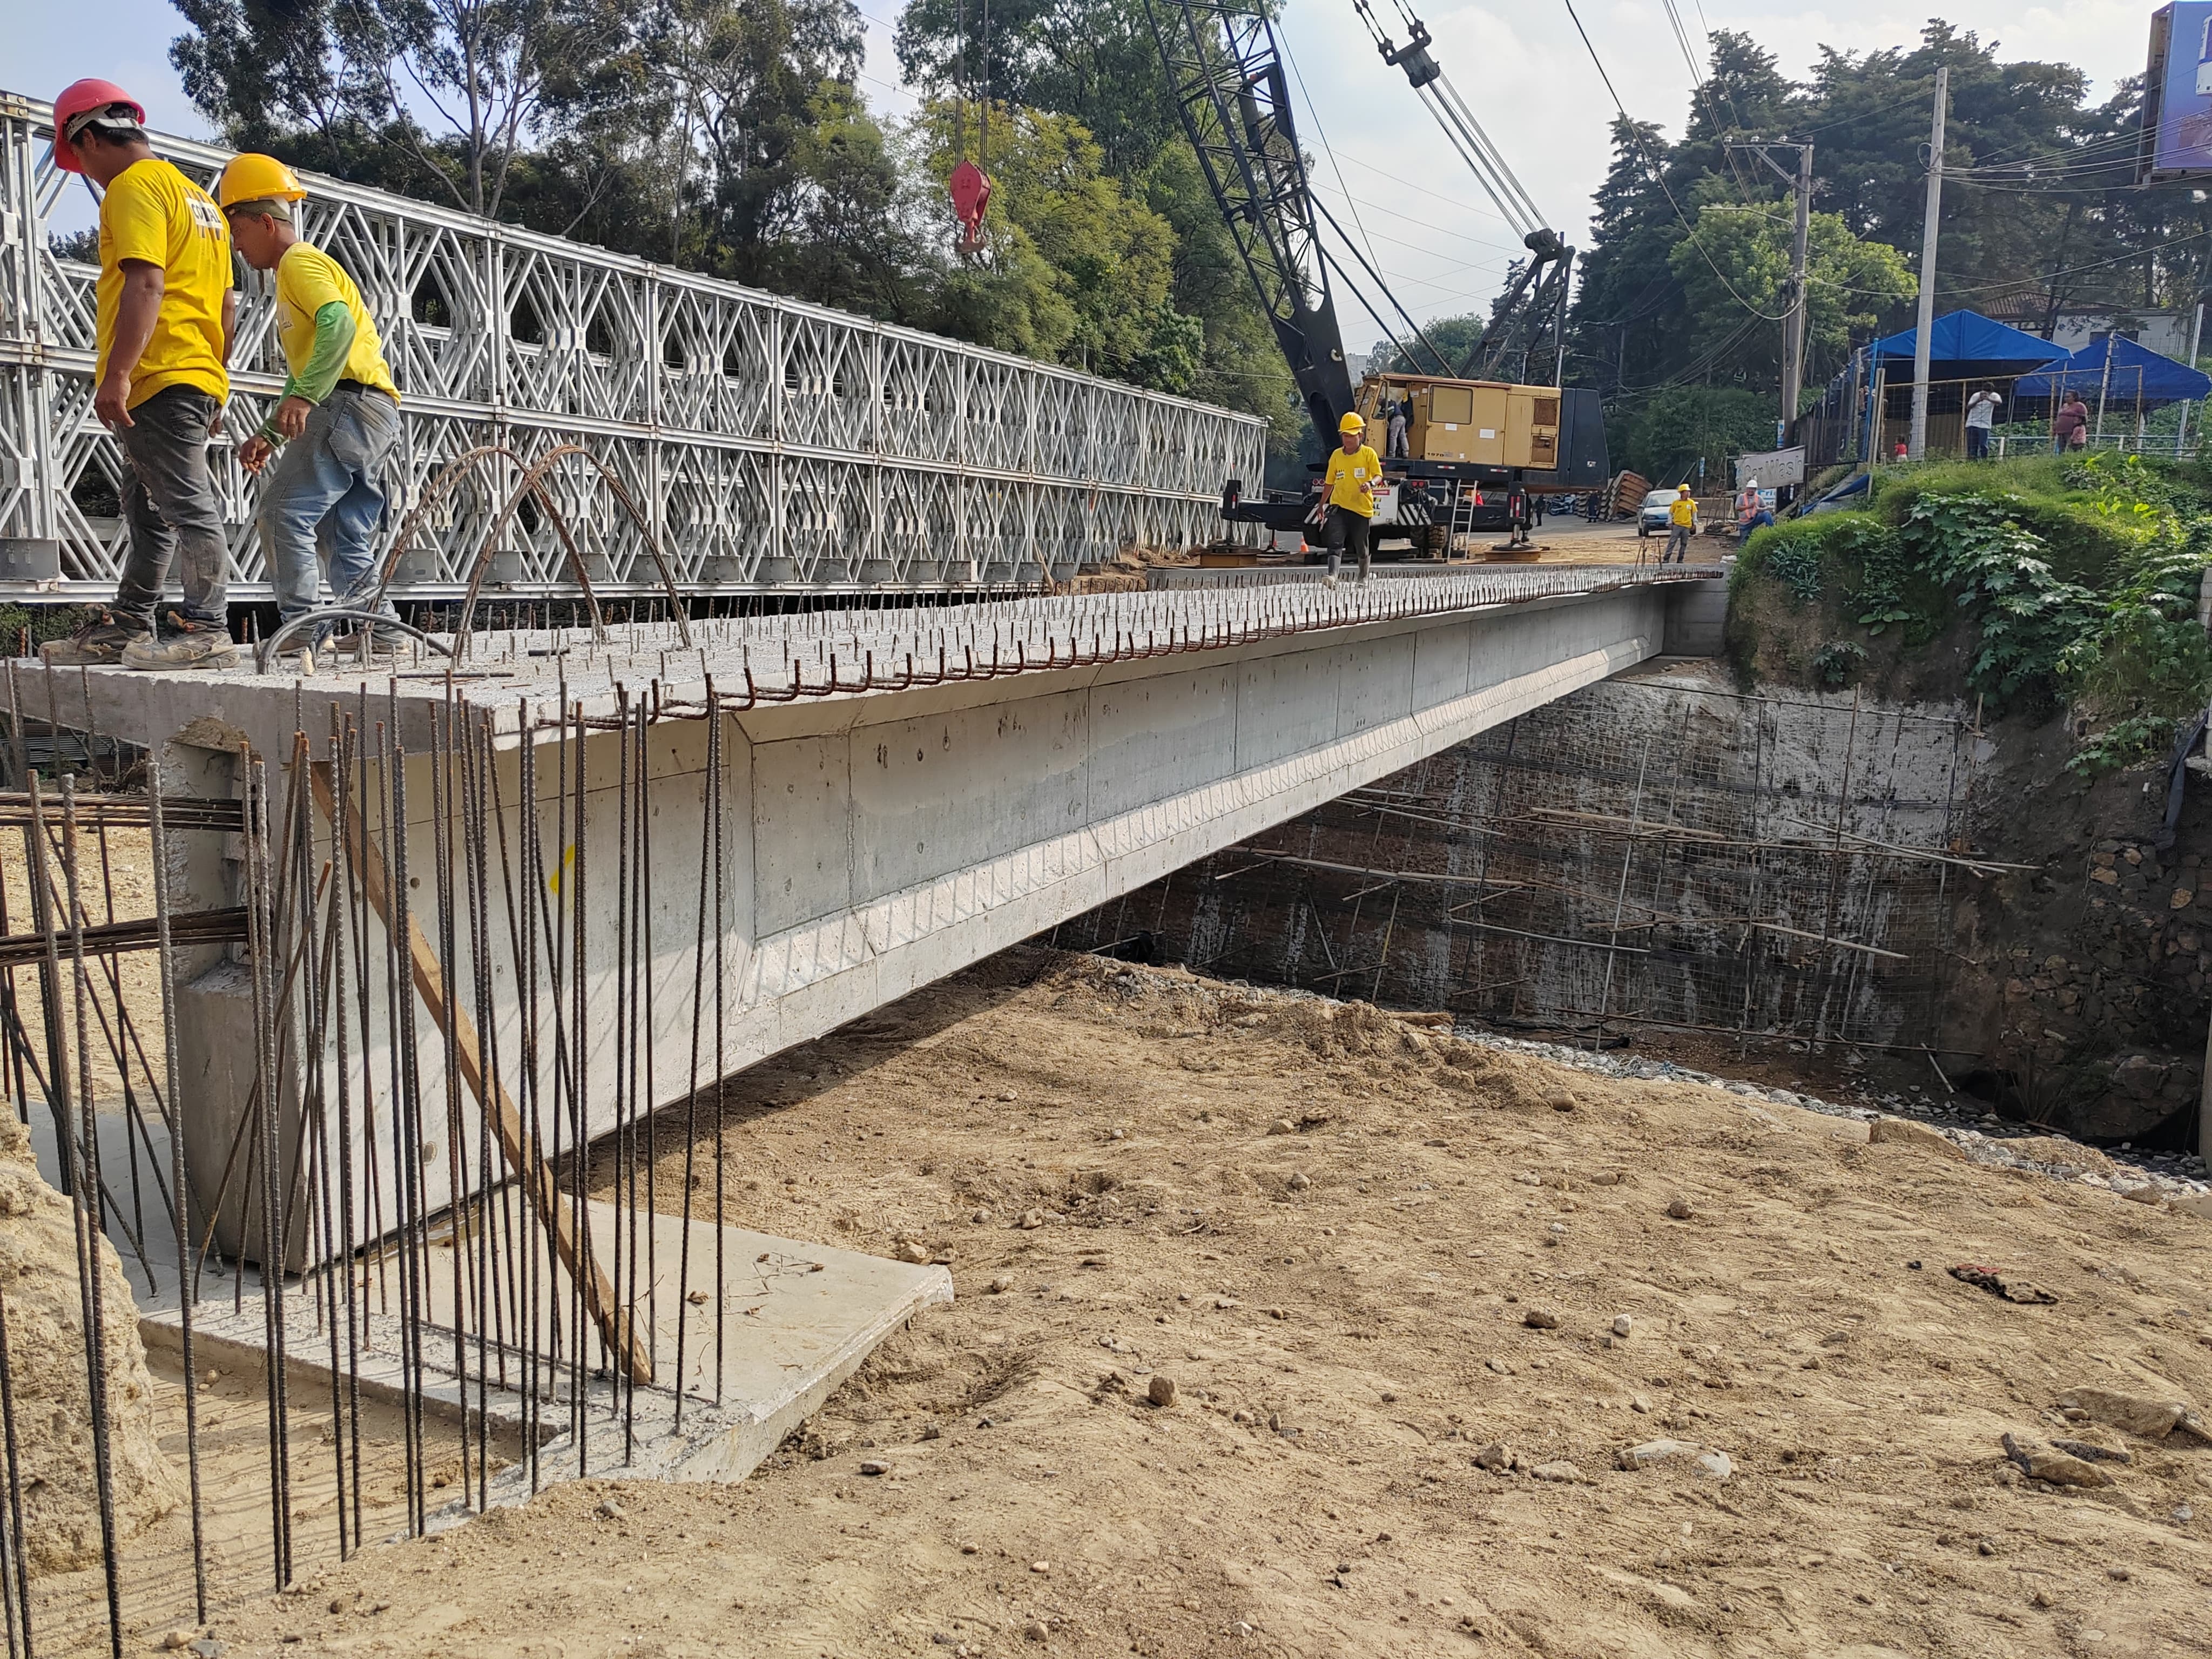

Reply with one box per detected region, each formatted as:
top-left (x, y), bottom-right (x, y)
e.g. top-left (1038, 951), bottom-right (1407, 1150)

top-left (1324, 444), bottom-right (1382, 517)
top-left (273, 242), bottom-right (400, 402)
top-left (95, 158), bottom-right (232, 408)
top-left (1668, 496), bottom-right (1696, 527)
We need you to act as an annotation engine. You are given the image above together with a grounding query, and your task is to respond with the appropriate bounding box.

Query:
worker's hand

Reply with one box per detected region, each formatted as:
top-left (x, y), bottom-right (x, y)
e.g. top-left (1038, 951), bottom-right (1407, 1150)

top-left (274, 395), bottom-right (313, 440)
top-left (237, 434), bottom-right (273, 475)
top-left (94, 372), bottom-right (134, 431)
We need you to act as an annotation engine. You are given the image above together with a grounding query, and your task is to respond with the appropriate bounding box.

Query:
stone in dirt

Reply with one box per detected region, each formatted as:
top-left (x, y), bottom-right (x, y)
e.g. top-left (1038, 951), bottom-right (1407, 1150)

top-left (1613, 1314), bottom-right (1633, 1337)
top-left (1148, 1374), bottom-right (1178, 1407)
top-left (2058, 1386), bottom-right (2211, 1442)
top-left (1472, 1442), bottom-right (1511, 1471)
top-left (1947, 1264), bottom-right (2058, 1304)
top-left (1868, 1117), bottom-right (1966, 1161)
top-left (1529, 1460), bottom-right (1585, 1483)
top-left (0, 1112), bottom-right (181, 1574)
top-left (1524, 1309), bottom-right (1561, 1330)
top-left (1665, 1196), bottom-right (1695, 1220)
top-left (2001, 1432), bottom-right (2113, 1487)
top-left (2051, 1438), bottom-right (2129, 1465)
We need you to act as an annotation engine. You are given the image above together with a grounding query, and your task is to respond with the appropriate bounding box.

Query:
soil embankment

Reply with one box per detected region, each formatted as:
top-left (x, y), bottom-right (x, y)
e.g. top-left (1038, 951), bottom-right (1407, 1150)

top-left (190, 950), bottom-right (2212, 1657)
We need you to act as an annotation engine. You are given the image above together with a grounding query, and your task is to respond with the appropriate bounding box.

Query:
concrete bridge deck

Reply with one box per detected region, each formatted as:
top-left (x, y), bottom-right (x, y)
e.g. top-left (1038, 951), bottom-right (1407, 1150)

top-left (42, 564), bottom-right (1721, 1259)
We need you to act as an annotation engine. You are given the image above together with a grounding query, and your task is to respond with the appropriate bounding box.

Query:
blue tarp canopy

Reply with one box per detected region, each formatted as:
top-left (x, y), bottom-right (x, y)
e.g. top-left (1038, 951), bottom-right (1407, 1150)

top-left (1866, 310), bottom-right (2068, 381)
top-left (2015, 334), bottom-right (2212, 408)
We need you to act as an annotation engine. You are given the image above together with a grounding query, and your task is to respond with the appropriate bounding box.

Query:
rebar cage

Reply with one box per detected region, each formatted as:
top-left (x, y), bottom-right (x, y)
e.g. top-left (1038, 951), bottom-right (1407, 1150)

top-left (0, 92), bottom-right (1270, 601)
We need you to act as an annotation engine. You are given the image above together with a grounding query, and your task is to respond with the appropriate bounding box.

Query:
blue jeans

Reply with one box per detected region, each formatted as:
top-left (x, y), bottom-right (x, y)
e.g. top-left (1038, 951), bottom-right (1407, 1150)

top-left (116, 385), bottom-right (230, 630)
top-left (260, 386), bottom-right (401, 639)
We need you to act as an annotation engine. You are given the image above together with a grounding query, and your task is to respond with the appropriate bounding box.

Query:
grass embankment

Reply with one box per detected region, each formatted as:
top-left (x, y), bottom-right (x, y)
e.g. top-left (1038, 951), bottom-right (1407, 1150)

top-left (1730, 454), bottom-right (2212, 770)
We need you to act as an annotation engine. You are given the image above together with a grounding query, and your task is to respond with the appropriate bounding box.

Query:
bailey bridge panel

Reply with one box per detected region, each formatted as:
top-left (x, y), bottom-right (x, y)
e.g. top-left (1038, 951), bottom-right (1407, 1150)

top-left (0, 93), bottom-right (1269, 599)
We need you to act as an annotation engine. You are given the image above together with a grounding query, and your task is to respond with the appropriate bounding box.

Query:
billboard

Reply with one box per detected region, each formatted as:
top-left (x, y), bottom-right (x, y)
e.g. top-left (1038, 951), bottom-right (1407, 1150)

top-left (2141, 3), bottom-right (2212, 178)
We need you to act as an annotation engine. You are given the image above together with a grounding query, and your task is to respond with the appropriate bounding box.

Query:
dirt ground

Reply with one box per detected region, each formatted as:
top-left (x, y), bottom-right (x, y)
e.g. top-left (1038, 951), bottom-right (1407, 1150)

top-left (149, 947), bottom-right (2212, 1659)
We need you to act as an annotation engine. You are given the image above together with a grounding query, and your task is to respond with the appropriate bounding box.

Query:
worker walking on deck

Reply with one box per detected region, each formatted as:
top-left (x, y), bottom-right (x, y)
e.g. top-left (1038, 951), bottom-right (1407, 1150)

top-left (219, 154), bottom-right (404, 658)
top-left (1663, 483), bottom-right (1696, 563)
top-left (40, 79), bottom-right (240, 671)
top-left (1321, 412), bottom-right (1380, 585)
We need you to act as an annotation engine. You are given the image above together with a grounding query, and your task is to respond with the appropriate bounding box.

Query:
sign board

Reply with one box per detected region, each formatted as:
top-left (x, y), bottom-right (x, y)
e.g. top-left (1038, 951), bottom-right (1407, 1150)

top-left (1734, 446), bottom-right (1805, 488)
top-left (2140, 3), bottom-right (2212, 178)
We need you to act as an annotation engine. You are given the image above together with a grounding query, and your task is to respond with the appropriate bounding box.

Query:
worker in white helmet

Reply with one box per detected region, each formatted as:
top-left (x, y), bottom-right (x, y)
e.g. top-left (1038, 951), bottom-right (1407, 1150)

top-left (1321, 411), bottom-right (1380, 586)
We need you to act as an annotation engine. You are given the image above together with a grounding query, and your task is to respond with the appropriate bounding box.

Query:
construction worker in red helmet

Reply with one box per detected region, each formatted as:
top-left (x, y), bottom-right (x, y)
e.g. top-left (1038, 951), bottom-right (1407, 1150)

top-left (42, 78), bottom-right (240, 671)
top-left (1320, 410), bottom-right (1380, 587)
top-left (220, 153), bottom-right (404, 662)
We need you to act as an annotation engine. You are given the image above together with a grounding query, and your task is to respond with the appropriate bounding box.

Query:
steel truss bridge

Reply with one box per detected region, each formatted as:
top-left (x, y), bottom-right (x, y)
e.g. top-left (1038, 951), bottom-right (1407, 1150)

top-left (0, 92), bottom-right (1270, 601)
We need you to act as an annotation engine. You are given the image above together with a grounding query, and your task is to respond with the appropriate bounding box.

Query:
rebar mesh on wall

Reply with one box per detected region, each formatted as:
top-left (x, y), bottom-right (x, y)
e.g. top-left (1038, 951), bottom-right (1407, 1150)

top-left (1056, 672), bottom-right (1985, 1050)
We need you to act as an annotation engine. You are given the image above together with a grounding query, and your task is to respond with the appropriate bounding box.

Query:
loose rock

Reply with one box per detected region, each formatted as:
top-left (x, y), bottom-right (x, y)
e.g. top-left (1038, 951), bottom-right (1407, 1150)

top-left (1665, 1196), bottom-right (1695, 1220)
top-left (1948, 1264), bottom-right (2058, 1305)
top-left (2000, 1432), bottom-right (2114, 1488)
top-left (1529, 1460), bottom-right (1584, 1483)
top-left (1148, 1375), bottom-right (1179, 1408)
top-left (1612, 1314), bottom-right (1633, 1338)
top-left (1523, 1309), bottom-right (1560, 1330)
top-left (2059, 1386), bottom-right (2210, 1442)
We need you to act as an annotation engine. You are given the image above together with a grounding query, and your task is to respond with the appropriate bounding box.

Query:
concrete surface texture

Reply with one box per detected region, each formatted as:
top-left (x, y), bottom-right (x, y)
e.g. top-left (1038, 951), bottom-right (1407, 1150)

top-left (43, 569), bottom-right (1719, 1262)
top-left (139, 1199), bottom-right (954, 1507)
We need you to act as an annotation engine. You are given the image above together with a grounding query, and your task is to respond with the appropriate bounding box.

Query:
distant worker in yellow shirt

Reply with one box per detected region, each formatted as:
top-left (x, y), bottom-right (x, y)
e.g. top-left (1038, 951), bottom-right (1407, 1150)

top-left (1664, 483), bottom-right (1696, 564)
top-left (1320, 411), bottom-right (1380, 586)
top-left (41, 78), bottom-right (240, 671)
top-left (217, 154), bottom-right (404, 660)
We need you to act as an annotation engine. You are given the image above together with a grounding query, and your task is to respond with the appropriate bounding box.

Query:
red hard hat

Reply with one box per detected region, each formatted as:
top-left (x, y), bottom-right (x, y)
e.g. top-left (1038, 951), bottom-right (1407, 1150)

top-left (51, 79), bottom-right (146, 174)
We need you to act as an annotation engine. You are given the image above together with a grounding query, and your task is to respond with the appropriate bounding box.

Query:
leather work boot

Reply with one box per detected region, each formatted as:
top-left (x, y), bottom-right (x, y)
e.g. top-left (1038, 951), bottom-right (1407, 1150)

top-left (121, 613), bottom-right (241, 672)
top-left (330, 626), bottom-right (401, 662)
top-left (38, 610), bottom-right (150, 666)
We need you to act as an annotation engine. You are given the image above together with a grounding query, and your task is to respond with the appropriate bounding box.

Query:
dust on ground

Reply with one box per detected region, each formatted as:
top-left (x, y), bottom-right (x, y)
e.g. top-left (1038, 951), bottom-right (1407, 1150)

top-left (130, 953), bottom-right (2212, 1655)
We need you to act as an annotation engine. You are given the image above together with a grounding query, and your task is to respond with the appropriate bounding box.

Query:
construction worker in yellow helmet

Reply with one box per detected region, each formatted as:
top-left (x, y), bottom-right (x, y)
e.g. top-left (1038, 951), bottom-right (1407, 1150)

top-left (1664, 482), bottom-right (1696, 564)
top-left (218, 152), bottom-right (404, 662)
top-left (1320, 410), bottom-right (1380, 587)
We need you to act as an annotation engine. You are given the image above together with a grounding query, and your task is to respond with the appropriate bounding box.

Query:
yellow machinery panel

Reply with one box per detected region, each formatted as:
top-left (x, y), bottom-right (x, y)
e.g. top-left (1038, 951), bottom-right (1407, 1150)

top-left (1372, 375), bottom-right (1559, 469)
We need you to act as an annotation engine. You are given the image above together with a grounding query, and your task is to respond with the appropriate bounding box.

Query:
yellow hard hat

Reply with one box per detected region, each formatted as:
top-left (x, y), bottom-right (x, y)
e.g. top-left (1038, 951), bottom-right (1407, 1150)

top-left (217, 153), bottom-right (307, 210)
top-left (1339, 412), bottom-right (1365, 433)
top-left (1676, 483), bottom-right (1692, 493)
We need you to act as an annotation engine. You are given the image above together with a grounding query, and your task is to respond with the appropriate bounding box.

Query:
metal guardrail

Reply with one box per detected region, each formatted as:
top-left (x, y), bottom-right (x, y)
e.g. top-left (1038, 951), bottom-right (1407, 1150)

top-left (0, 91), bottom-right (1271, 599)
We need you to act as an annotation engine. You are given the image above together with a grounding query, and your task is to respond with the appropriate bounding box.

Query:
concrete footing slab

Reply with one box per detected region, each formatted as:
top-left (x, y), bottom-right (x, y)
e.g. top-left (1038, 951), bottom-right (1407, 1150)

top-left (138, 1202), bottom-right (952, 1520)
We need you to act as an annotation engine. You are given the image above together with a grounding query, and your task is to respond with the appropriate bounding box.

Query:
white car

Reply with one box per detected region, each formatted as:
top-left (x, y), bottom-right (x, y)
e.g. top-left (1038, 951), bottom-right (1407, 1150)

top-left (1638, 490), bottom-right (1688, 537)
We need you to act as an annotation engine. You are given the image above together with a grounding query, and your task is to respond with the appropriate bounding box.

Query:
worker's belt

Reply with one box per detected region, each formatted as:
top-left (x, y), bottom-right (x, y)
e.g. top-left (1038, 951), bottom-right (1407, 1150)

top-left (333, 378), bottom-right (396, 402)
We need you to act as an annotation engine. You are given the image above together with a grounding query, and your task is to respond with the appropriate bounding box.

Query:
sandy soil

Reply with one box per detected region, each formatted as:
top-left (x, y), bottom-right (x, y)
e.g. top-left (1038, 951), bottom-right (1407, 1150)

top-left (155, 948), bottom-right (2212, 1659)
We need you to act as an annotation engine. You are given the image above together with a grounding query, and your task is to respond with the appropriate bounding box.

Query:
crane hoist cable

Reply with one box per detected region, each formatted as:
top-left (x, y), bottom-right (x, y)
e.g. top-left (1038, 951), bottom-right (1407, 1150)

top-left (1348, 0), bottom-right (1552, 248)
top-left (1307, 193), bottom-right (1456, 375)
top-left (947, 0), bottom-right (993, 259)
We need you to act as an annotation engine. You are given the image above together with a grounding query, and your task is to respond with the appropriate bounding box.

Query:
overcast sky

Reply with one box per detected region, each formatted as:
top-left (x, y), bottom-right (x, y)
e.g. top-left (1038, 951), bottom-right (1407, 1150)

top-left (9, 0), bottom-right (2160, 327)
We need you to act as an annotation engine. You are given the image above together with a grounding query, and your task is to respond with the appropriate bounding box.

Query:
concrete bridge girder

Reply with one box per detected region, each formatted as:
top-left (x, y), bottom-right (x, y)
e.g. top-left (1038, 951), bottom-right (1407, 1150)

top-left (61, 576), bottom-right (1714, 1259)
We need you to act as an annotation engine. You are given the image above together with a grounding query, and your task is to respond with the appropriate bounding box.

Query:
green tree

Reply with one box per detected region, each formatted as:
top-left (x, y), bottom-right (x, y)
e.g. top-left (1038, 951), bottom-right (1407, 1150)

top-left (1668, 200), bottom-right (1916, 394)
top-left (1628, 386), bottom-right (1776, 483)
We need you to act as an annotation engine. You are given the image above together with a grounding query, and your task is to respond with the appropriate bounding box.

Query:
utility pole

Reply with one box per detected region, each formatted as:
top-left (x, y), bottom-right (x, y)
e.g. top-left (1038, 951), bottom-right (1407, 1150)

top-left (1908, 65), bottom-right (1948, 461)
top-left (1725, 139), bottom-right (1815, 443)
top-left (1785, 143), bottom-right (1812, 437)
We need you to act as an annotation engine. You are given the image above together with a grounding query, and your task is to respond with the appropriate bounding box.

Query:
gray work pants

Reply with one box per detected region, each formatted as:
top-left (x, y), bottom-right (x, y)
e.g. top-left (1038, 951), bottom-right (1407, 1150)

top-left (114, 385), bottom-right (230, 630)
top-left (261, 385), bottom-right (402, 633)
